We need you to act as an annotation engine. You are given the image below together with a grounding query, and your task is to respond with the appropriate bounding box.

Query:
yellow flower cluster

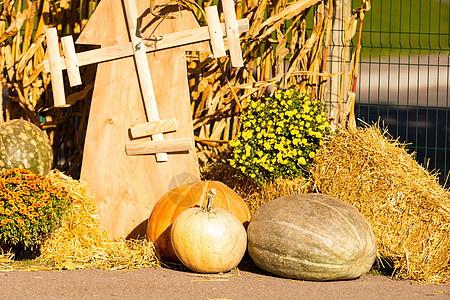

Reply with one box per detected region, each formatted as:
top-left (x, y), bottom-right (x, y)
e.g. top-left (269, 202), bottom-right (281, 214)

top-left (229, 88), bottom-right (331, 185)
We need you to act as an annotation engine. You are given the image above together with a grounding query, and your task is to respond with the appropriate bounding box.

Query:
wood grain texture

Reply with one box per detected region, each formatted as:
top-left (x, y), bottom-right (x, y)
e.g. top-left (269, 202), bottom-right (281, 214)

top-left (61, 35), bottom-right (82, 86)
top-left (222, 0), bottom-right (244, 67)
top-left (79, 0), bottom-right (204, 239)
top-left (122, 0), bottom-right (167, 162)
top-left (129, 118), bottom-right (177, 138)
top-left (48, 19), bottom-right (249, 72)
top-left (205, 6), bottom-right (226, 57)
top-left (125, 138), bottom-right (193, 155)
top-left (45, 28), bottom-right (67, 107)
top-left (44, 19), bottom-right (249, 73)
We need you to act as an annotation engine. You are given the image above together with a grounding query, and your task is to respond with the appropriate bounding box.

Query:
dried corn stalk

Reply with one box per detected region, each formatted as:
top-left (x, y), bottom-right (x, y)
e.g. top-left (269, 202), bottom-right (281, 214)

top-left (1, 0), bottom-right (339, 176)
top-left (1, 0), bottom-right (98, 177)
top-left (189, 0), bottom-right (331, 165)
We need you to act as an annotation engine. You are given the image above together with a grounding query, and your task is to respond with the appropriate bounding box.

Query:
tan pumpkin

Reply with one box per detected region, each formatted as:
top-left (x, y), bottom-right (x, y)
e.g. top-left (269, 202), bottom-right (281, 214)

top-left (170, 188), bottom-right (247, 273)
top-left (146, 180), bottom-right (251, 262)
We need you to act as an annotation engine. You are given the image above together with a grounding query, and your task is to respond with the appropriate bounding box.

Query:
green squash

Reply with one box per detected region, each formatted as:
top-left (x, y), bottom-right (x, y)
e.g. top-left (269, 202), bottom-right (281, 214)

top-left (0, 119), bottom-right (53, 175)
top-left (247, 193), bottom-right (377, 281)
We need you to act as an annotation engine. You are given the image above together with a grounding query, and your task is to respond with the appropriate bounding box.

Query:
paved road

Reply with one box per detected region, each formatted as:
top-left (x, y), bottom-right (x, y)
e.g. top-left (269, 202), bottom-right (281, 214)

top-left (1, 265), bottom-right (450, 300)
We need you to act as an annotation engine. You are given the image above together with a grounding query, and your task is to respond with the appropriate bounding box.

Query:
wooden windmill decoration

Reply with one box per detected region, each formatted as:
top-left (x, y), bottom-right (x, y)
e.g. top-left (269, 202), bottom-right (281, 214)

top-left (44, 0), bottom-right (248, 239)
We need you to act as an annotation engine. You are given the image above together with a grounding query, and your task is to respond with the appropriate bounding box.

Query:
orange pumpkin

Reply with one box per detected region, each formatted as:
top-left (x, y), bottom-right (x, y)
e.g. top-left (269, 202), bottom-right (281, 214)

top-left (146, 180), bottom-right (251, 262)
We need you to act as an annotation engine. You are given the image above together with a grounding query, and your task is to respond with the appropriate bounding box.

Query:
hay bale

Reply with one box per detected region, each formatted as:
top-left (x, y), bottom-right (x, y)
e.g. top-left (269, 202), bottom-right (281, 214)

top-left (38, 171), bottom-right (160, 270)
top-left (311, 125), bottom-right (450, 283)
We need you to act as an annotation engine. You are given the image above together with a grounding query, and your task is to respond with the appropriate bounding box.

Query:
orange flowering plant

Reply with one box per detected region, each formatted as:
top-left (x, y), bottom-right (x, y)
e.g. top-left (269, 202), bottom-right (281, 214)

top-left (0, 168), bottom-right (72, 248)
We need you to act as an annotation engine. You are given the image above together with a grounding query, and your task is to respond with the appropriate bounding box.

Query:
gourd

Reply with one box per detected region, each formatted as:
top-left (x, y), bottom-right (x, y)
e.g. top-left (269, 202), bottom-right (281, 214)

top-left (247, 193), bottom-right (377, 281)
top-left (171, 188), bottom-right (247, 273)
top-left (0, 119), bottom-right (53, 175)
top-left (147, 180), bottom-right (251, 262)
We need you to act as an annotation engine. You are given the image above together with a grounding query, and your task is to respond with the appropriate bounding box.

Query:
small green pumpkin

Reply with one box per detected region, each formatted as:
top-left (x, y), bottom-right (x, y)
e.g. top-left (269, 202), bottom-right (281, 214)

top-left (0, 119), bottom-right (53, 175)
top-left (247, 193), bottom-right (377, 281)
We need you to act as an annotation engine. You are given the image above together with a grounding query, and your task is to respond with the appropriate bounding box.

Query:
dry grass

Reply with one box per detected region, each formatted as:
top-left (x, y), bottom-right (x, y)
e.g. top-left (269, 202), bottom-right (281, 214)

top-left (310, 124), bottom-right (450, 283)
top-left (37, 170), bottom-right (160, 270)
top-left (0, 170), bottom-right (160, 271)
top-left (1, 1), bottom-right (338, 177)
top-left (192, 0), bottom-right (331, 164)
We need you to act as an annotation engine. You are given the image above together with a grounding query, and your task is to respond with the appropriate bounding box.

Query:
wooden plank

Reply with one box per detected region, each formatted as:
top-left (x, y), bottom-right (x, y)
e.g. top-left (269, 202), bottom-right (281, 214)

top-left (45, 19), bottom-right (250, 72)
top-left (205, 6), bottom-right (226, 57)
top-left (129, 118), bottom-right (177, 138)
top-left (45, 28), bottom-right (67, 107)
top-left (71, 42), bottom-right (134, 73)
top-left (222, 0), bottom-right (244, 67)
top-left (122, 0), bottom-right (167, 162)
top-left (79, 0), bottom-right (202, 239)
top-left (61, 35), bottom-right (82, 86)
top-left (125, 138), bottom-right (193, 156)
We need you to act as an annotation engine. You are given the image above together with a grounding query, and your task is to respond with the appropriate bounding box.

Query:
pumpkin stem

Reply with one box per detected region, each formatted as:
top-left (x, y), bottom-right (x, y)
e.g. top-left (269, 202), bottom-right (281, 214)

top-left (202, 188), bottom-right (217, 212)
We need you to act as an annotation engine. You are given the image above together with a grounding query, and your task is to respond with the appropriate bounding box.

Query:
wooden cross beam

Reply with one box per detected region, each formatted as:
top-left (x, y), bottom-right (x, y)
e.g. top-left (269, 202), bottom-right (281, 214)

top-left (45, 19), bottom-right (249, 77)
top-left (44, 0), bottom-right (248, 160)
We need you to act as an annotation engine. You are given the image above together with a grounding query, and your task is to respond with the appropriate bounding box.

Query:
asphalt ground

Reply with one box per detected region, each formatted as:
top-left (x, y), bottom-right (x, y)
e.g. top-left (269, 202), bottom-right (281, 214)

top-left (1, 261), bottom-right (449, 300)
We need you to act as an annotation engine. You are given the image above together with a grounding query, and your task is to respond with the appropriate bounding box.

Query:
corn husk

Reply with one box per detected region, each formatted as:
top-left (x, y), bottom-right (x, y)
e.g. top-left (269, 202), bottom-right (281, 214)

top-left (2, 0), bottom-right (337, 175)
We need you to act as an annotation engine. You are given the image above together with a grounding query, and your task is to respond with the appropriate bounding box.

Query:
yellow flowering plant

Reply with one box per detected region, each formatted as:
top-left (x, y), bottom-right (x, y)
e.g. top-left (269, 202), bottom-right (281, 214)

top-left (229, 88), bottom-right (331, 186)
top-left (0, 168), bottom-right (72, 249)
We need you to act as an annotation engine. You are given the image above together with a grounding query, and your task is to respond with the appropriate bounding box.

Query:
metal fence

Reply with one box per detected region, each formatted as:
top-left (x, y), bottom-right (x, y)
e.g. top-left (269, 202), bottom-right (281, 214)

top-left (328, 0), bottom-right (450, 186)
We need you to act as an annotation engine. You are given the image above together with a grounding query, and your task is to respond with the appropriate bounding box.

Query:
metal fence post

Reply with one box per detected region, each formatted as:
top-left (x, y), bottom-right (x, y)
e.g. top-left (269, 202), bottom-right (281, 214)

top-left (326, 0), bottom-right (352, 128)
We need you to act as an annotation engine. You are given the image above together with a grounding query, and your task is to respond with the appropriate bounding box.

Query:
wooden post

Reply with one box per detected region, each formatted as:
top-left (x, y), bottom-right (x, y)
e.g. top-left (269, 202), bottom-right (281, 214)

top-left (222, 0), bottom-right (244, 67)
top-left (122, 0), bottom-right (168, 162)
top-left (205, 6), bottom-right (226, 58)
top-left (61, 35), bottom-right (82, 87)
top-left (45, 28), bottom-right (67, 107)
